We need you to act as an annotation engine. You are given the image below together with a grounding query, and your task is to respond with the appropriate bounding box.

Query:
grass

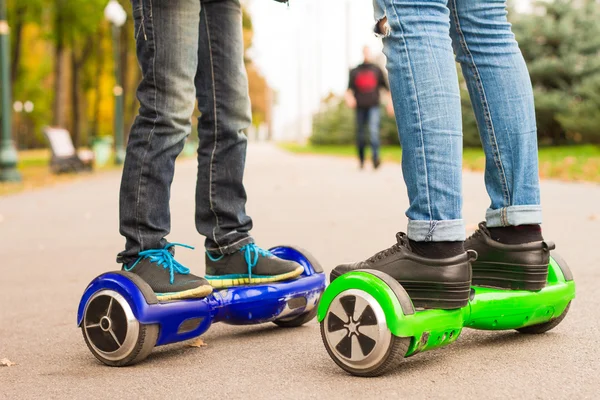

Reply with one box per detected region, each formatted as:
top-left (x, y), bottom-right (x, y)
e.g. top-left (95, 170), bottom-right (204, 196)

top-left (280, 143), bottom-right (600, 183)
top-left (0, 149), bottom-right (121, 197)
top-left (2, 143), bottom-right (597, 196)
top-left (1, 145), bottom-right (201, 197)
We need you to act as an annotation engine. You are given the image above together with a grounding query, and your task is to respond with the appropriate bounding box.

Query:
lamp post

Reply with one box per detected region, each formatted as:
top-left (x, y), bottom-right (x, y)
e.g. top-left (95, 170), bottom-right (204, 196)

top-left (104, 0), bottom-right (127, 165)
top-left (0, 0), bottom-right (21, 182)
top-left (13, 100), bottom-right (33, 148)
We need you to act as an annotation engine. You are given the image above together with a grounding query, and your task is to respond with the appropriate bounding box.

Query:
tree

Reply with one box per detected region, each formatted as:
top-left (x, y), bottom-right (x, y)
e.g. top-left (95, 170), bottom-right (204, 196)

top-left (242, 7), bottom-right (272, 130)
top-left (512, 0), bottom-right (600, 144)
top-left (310, 95), bottom-right (399, 146)
top-left (59, 0), bottom-right (106, 146)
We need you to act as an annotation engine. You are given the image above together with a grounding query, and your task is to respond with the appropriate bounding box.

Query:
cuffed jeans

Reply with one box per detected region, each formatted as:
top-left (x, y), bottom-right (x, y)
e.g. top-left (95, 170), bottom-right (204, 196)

top-left (374, 0), bottom-right (542, 241)
top-left (117, 0), bottom-right (254, 264)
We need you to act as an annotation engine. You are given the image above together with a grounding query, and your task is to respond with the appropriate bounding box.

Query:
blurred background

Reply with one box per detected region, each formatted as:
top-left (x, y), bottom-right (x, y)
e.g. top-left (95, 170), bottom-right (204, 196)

top-left (0, 0), bottom-right (598, 194)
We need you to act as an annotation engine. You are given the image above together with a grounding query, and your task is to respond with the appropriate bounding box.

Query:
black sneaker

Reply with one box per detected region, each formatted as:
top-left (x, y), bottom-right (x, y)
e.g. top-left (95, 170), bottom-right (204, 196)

top-left (331, 233), bottom-right (474, 310)
top-left (123, 243), bottom-right (213, 301)
top-left (466, 222), bottom-right (553, 291)
top-left (373, 158), bottom-right (381, 169)
top-left (205, 243), bottom-right (304, 288)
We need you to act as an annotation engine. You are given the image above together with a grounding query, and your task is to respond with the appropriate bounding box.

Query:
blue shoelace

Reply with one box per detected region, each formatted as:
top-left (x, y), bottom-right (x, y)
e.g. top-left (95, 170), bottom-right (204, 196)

top-left (206, 243), bottom-right (273, 279)
top-left (125, 243), bottom-right (194, 284)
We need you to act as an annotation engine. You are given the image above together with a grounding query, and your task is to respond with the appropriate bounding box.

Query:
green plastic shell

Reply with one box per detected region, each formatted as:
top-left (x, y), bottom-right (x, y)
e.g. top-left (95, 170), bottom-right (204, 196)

top-left (318, 257), bottom-right (575, 357)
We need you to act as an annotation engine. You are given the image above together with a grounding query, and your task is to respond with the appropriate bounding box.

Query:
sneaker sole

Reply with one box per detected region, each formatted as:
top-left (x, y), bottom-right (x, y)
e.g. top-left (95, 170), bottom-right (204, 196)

top-left (206, 266), bottom-right (304, 289)
top-left (330, 270), bottom-right (470, 310)
top-left (472, 262), bottom-right (548, 291)
top-left (156, 284), bottom-right (214, 302)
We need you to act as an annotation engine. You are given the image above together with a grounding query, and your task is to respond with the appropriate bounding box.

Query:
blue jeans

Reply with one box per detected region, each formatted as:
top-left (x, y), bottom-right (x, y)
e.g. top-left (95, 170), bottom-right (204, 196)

top-left (118, 0), bottom-right (254, 264)
top-left (356, 106), bottom-right (381, 165)
top-left (374, 0), bottom-right (542, 241)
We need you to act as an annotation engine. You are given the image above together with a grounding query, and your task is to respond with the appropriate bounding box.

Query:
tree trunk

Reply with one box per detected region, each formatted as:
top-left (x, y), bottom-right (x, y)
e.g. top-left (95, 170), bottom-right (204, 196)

top-left (91, 25), bottom-right (105, 141)
top-left (71, 49), bottom-right (80, 148)
top-left (10, 5), bottom-right (26, 85)
top-left (53, 6), bottom-right (66, 127)
top-left (70, 33), bottom-right (95, 148)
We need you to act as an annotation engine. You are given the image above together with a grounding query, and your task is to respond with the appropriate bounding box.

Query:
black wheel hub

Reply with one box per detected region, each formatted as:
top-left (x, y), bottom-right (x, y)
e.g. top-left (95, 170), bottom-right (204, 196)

top-left (327, 295), bottom-right (379, 359)
top-left (84, 294), bottom-right (128, 353)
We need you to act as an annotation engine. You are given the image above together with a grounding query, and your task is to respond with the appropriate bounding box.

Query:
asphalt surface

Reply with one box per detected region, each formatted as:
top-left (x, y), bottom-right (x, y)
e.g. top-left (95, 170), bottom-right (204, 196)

top-left (1, 144), bottom-right (599, 399)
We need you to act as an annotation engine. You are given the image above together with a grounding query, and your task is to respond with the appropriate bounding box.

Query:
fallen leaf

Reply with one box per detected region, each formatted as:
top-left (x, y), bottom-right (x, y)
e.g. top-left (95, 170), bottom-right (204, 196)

top-left (589, 214), bottom-right (599, 221)
top-left (188, 338), bottom-right (207, 348)
top-left (1, 358), bottom-right (16, 367)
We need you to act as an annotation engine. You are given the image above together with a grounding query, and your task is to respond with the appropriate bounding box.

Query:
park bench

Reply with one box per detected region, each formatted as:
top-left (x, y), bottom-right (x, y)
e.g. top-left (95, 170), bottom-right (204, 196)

top-left (44, 127), bottom-right (94, 174)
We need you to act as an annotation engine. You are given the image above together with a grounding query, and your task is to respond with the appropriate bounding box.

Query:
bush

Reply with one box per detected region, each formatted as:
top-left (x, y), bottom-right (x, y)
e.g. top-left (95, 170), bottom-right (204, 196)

top-left (310, 100), bottom-right (399, 146)
top-left (311, 76), bottom-right (481, 148)
top-left (311, 0), bottom-right (600, 147)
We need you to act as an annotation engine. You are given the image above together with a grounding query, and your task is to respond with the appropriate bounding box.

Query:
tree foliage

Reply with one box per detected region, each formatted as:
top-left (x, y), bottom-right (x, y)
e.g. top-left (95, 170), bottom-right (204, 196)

top-left (312, 0), bottom-right (600, 146)
top-left (6, 1), bottom-right (271, 149)
top-left (311, 95), bottom-right (399, 146)
top-left (513, 0), bottom-right (600, 144)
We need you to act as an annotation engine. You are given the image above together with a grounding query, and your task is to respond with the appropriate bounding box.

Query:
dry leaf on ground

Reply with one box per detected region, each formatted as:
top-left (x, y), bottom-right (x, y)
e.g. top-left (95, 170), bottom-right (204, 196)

top-left (188, 338), bottom-right (207, 348)
top-left (1, 358), bottom-right (16, 367)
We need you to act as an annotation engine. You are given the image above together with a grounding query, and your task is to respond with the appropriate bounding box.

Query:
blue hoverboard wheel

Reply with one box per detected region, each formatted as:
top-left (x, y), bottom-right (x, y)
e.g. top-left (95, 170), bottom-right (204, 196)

top-left (80, 272), bottom-right (160, 367)
top-left (269, 245), bottom-right (324, 328)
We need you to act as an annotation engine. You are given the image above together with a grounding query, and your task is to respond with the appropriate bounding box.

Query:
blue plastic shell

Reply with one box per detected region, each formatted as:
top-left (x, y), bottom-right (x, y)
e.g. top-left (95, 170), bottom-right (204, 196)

top-left (77, 246), bottom-right (326, 347)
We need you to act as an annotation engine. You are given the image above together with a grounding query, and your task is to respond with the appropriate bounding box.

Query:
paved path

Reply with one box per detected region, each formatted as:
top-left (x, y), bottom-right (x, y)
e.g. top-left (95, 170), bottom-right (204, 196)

top-left (1, 144), bottom-right (599, 399)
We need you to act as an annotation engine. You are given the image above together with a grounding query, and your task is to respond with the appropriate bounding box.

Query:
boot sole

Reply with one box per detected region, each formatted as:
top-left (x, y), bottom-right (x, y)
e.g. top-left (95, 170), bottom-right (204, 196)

top-left (156, 284), bottom-right (214, 302)
top-left (472, 262), bottom-right (548, 291)
top-left (330, 270), bottom-right (470, 310)
top-left (206, 266), bottom-right (304, 289)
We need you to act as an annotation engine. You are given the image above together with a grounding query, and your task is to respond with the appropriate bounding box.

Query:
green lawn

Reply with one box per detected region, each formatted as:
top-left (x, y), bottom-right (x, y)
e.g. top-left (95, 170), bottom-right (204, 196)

top-left (1, 146), bottom-right (201, 196)
top-left (0, 149), bottom-right (118, 196)
top-left (3, 143), bottom-right (598, 196)
top-left (280, 143), bottom-right (600, 183)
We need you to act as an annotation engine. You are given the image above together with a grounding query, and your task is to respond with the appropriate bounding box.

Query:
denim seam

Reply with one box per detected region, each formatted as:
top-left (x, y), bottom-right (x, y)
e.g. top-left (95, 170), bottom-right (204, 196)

top-left (450, 0), bottom-right (510, 207)
top-left (425, 220), bottom-right (438, 241)
top-left (388, 1), bottom-right (433, 222)
top-left (134, 0), bottom-right (147, 41)
top-left (419, 4), bottom-right (457, 223)
top-left (135, 0), bottom-right (156, 250)
top-left (206, 236), bottom-right (253, 255)
top-left (203, 7), bottom-right (222, 248)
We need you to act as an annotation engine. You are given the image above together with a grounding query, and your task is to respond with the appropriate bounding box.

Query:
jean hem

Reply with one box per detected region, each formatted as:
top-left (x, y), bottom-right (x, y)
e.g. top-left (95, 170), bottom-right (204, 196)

top-left (407, 219), bottom-right (465, 242)
top-left (206, 236), bottom-right (254, 255)
top-left (486, 205), bottom-right (542, 227)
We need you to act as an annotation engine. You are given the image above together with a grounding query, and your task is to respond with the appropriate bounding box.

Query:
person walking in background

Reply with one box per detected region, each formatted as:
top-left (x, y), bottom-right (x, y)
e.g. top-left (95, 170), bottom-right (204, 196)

top-left (346, 46), bottom-right (392, 170)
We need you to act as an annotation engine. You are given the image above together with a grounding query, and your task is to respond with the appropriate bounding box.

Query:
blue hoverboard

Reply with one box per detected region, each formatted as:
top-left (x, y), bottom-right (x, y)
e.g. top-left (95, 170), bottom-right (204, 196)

top-left (77, 246), bottom-right (326, 366)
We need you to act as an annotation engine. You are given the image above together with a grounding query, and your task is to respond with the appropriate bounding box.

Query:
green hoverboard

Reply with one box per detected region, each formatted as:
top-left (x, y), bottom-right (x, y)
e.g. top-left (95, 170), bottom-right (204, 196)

top-left (318, 253), bottom-right (575, 377)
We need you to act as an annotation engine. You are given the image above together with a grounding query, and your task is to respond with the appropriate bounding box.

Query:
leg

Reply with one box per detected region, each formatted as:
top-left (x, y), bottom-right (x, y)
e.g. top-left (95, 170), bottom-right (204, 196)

top-left (118, 0), bottom-right (212, 300)
top-left (118, 0), bottom-right (200, 264)
top-left (368, 106), bottom-right (381, 167)
top-left (448, 0), bottom-right (542, 227)
top-left (195, 0), bottom-right (253, 255)
top-left (377, 0), bottom-right (464, 241)
top-left (450, 0), bottom-right (549, 290)
top-left (331, 0), bottom-right (472, 310)
top-left (195, 0), bottom-right (303, 287)
top-left (355, 108), bottom-right (368, 167)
